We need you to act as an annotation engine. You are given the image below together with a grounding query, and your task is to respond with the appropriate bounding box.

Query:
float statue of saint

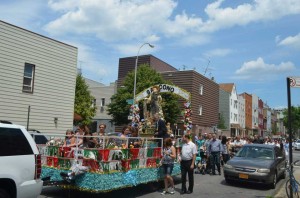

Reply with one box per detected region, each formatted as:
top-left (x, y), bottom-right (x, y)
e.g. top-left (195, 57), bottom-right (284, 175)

top-left (145, 85), bottom-right (163, 120)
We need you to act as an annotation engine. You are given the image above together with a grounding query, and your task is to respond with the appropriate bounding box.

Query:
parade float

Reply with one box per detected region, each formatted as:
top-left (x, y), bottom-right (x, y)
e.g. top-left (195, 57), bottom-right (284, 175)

top-left (35, 135), bottom-right (181, 192)
top-left (36, 84), bottom-right (192, 192)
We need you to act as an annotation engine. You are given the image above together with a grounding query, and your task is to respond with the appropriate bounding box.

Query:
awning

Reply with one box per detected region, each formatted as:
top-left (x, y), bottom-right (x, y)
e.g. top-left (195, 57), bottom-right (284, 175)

top-left (230, 123), bottom-right (240, 128)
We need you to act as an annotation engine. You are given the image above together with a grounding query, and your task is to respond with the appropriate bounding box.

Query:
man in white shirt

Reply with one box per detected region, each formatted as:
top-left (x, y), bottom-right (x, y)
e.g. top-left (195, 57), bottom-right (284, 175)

top-left (179, 134), bottom-right (197, 194)
top-left (233, 136), bottom-right (244, 153)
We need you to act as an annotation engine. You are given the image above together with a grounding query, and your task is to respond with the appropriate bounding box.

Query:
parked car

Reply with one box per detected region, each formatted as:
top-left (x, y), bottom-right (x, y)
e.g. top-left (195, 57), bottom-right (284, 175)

top-left (294, 139), bottom-right (300, 150)
top-left (223, 144), bottom-right (286, 189)
top-left (28, 129), bottom-right (49, 145)
top-left (0, 121), bottom-right (43, 198)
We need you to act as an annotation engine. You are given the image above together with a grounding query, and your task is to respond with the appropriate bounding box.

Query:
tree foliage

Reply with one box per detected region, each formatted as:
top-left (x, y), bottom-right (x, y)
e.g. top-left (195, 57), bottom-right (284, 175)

top-left (74, 74), bottom-right (96, 125)
top-left (107, 64), bottom-right (181, 125)
top-left (283, 106), bottom-right (300, 137)
top-left (217, 113), bottom-right (227, 129)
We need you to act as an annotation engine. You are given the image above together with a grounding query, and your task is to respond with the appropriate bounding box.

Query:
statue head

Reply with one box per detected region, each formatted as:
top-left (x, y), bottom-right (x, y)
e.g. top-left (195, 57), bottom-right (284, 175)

top-left (152, 85), bottom-right (160, 93)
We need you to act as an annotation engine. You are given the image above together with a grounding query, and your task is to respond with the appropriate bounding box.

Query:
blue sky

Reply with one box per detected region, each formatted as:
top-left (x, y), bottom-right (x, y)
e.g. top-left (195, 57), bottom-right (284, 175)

top-left (1, 0), bottom-right (300, 109)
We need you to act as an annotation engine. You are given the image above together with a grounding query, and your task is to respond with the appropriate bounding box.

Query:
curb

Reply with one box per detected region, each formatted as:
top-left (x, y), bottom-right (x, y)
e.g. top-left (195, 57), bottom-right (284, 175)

top-left (273, 164), bottom-right (300, 198)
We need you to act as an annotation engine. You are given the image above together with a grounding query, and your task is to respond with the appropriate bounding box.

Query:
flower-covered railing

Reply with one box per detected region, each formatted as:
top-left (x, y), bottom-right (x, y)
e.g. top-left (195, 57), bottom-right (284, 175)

top-left (32, 134), bottom-right (182, 192)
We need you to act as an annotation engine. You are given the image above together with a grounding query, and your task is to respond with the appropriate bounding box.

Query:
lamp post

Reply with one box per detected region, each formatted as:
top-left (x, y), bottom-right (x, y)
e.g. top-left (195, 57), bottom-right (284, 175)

top-left (133, 42), bottom-right (154, 104)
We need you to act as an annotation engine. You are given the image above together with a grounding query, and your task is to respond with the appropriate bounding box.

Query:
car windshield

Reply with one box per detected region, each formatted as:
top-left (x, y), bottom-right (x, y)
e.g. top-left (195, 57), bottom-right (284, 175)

top-left (297, 140), bottom-right (300, 143)
top-left (235, 146), bottom-right (274, 160)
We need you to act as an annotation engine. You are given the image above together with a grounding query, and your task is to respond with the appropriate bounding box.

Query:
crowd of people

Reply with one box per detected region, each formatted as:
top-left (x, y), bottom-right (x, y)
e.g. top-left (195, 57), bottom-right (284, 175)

top-left (50, 113), bottom-right (292, 195)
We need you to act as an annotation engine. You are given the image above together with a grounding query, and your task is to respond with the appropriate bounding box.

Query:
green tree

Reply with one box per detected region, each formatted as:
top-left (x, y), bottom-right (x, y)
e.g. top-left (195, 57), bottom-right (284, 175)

top-left (217, 113), bottom-right (227, 129)
top-left (283, 106), bottom-right (300, 137)
top-left (107, 64), bottom-right (181, 125)
top-left (74, 74), bottom-right (96, 125)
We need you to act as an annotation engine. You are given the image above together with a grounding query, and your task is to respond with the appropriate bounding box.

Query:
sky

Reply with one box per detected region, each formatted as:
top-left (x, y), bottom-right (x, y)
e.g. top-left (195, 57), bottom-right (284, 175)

top-left (1, 0), bottom-right (300, 109)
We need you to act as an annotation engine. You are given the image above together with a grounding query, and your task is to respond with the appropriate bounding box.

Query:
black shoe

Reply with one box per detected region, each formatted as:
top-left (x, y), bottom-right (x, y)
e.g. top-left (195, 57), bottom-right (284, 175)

top-left (180, 190), bottom-right (186, 194)
top-left (186, 190), bottom-right (193, 194)
top-left (60, 172), bottom-right (68, 177)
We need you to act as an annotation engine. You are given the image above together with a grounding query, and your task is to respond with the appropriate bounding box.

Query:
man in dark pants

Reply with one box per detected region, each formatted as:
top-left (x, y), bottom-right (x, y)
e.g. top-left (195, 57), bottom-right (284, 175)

top-left (153, 113), bottom-right (168, 147)
top-left (208, 133), bottom-right (223, 175)
top-left (179, 134), bottom-right (197, 194)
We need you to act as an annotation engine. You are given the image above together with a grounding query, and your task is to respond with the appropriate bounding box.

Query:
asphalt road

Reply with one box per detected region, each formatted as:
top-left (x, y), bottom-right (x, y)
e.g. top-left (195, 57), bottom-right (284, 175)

top-left (39, 150), bottom-right (300, 198)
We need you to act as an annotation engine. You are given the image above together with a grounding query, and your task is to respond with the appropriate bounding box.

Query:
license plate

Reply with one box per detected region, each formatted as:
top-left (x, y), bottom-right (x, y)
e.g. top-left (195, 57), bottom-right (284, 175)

top-left (239, 174), bottom-right (248, 179)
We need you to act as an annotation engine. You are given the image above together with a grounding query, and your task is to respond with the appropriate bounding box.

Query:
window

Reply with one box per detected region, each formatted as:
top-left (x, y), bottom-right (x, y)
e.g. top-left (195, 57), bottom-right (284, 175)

top-left (22, 63), bottom-right (35, 93)
top-left (0, 127), bottom-right (33, 156)
top-left (101, 98), bottom-right (105, 107)
top-left (199, 84), bottom-right (203, 95)
top-left (199, 105), bottom-right (202, 115)
top-left (91, 99), bottom-right (96, 108)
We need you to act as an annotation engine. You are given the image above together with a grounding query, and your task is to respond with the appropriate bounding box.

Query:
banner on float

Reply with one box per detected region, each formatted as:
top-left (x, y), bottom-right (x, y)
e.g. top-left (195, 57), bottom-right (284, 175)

top-left (136, 84), bottom-right (191, 101)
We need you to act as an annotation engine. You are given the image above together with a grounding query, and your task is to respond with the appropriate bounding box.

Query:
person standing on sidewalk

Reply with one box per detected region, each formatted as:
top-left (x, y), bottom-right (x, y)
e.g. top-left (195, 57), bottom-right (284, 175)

top-left (160, 138), bottom-right (176, 195)
top-left (208, 133), bottom-right (223, 175)
top-left (179, 134), bottom-right (197, 194)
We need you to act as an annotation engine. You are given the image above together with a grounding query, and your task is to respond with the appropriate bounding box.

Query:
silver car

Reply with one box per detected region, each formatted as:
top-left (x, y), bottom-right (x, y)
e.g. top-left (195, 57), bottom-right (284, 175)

top-left (294, 139), bottom-right (300, 150)
top-left (223, 144), bottom-right (286, 189)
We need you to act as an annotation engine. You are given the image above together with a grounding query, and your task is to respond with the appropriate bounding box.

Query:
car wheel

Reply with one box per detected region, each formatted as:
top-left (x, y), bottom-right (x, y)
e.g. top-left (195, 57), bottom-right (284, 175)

top-left (0, 189), bottom-right (10, 198)
top-left (270, 172), bottom-right (277, 189)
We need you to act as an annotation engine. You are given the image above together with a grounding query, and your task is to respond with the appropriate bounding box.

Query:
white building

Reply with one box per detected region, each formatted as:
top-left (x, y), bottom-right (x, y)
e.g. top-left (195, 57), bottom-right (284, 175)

top-left (219, 83), bottom-right (239, 137)
top-left (0, 20), bottom-right (77, 133)
top-left (252, 94), bottom-right (259, 133)
top-left (84, 78), bottom-right (116, 133)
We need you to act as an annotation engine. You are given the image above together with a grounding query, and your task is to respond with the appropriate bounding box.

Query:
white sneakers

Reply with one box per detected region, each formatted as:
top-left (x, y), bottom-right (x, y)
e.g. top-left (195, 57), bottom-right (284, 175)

top-left (161, 188), bottom-right (175, 195)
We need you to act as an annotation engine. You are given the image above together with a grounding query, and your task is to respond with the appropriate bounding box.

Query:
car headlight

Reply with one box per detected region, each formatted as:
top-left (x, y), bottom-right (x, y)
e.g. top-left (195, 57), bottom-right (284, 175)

top-left (224, 164), bottom-right (234, 169)
top-left (257, 168), bottom-right (270, 173)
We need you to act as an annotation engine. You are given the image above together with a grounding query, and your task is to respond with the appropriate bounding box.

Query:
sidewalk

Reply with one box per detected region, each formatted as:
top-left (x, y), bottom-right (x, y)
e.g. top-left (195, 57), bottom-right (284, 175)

top-left (274, 166), bottom-right (300, 198)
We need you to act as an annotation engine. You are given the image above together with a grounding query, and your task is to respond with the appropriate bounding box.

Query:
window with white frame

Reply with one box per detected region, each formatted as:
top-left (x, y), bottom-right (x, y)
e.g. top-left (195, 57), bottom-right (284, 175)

top-left (101, 98), bottom-right (105, 107)
top-left (199, 84), bottom-right (203, 95)
top-left (22, 63), bottom-right (35, 93)
top-left (199, 105), bottom-right (202, 115)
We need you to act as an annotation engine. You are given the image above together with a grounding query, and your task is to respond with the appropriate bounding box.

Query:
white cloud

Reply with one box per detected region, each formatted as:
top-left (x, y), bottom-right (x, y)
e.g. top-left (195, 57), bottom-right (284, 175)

top-left (113, 43), bottom-right (157, 56)
top-left (234, 57), bottom-right (296, 81)
top-left (42, 0), bottom-right (300, 46)
top-left (278, 33), bottom-right (300, 48)
top-left (201, 0), bottom-right (300, 33)
top-left (204, 48), bottom-right (232, 57)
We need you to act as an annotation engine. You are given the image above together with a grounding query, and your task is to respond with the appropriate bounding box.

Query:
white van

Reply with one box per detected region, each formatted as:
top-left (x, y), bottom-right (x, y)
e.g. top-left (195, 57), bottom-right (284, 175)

top-left (0, 121), bottom-right (43, 198)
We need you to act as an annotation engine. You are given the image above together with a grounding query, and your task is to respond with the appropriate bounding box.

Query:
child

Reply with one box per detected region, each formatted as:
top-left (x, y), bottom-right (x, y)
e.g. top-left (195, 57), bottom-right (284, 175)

top-left (60, 160), bottom-right (89, 183)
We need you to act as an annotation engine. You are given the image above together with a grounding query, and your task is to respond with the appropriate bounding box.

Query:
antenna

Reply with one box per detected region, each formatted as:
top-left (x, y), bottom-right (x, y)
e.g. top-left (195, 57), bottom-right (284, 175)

top-left (203, 58), bottom-right (211, 76)
top-left (78, 61), bottom-right (83, 74)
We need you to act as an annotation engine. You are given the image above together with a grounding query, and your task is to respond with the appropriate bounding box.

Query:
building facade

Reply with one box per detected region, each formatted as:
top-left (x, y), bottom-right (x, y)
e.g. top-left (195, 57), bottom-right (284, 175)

top-left (117, 55), bottom-right (219, 135)
top-left (85, 78), bottom-right (116, 133)
top-left (252, 94), bottom-right (259, 135)
top-left (238, 95), bottom-right (245, 137)
top-left (162, 70), bottom-right (219, 135)
top-left (240, 92), bottom-right (252, 136)
top-left (0, 20), bottom-right (78, 133)
top-left (219, 83), bottom-right (239, 137)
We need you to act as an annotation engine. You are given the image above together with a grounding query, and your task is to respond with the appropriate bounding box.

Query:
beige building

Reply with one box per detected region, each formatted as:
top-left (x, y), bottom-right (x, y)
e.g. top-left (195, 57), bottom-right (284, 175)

top-left (84, 78), bottom-right (116, 133)
top-left (0, 20), bottom-right (78, 133)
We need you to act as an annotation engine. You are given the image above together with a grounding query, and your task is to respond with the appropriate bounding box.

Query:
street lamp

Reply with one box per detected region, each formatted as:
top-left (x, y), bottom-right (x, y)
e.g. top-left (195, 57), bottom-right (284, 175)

top-left (133, 42), bottom-right (154, 104)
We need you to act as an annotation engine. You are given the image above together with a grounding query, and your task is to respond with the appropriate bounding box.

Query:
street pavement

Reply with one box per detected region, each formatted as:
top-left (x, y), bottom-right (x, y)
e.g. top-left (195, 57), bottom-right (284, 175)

top-left (39, 150), bottom-right (300, 198)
